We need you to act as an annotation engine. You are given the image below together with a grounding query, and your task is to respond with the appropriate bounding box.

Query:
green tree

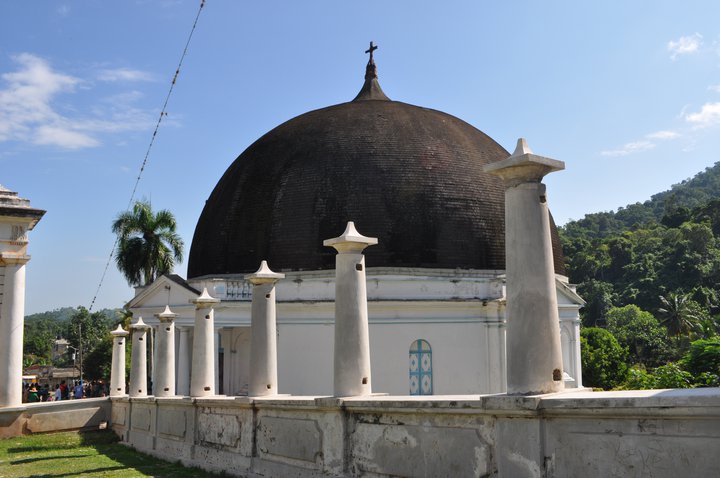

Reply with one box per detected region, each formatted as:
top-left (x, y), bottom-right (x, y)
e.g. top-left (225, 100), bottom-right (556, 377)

top-left (658, 292), bottom-right (705, 338)
top-left (577, 280), bottom-right (615, 326)
top-left (606, 305), bottom-right (671, 367)
top-left (66, 307), bottom-right (114, 378)
top-left (580, 327), bottom-right (629, 390)
top-left (112, 200), bottom-right (184, 286)
top-left (682, 338), bottom-right (720, 378)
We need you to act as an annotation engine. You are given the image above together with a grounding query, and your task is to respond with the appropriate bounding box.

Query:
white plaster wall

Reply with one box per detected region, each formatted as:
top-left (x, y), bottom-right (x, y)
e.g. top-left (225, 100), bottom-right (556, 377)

top-left (276, 320), bottom-right (501, 396)
top-left (224, 328), bottom-right (251, 396)
top-left (369, 322), bottom-right (490, 395)
top-left (277, 323), bottom-right (334, 396)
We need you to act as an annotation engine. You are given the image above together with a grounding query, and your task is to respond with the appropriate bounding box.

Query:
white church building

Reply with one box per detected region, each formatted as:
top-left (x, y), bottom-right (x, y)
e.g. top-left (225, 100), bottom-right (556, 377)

top-left (127, 50), bottom-right (584, 397)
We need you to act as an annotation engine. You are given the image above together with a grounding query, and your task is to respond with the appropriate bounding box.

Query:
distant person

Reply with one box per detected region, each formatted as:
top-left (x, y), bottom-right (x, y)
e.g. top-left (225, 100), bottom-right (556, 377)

top-left (60, 380), bottom-right (68, 400)
top-left (39, 384), bottom-right (49, 402)
top-left (73, 381), bottom-right (83, 399)
top-left (54, 384), bottom-right (62, 401)
top-left (27, 385), bottom-right (39, 403)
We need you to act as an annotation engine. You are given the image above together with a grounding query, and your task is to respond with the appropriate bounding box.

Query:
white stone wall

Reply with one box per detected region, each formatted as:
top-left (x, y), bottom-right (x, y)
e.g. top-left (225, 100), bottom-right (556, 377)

top-left (112, 388), bottom-right (720, 478)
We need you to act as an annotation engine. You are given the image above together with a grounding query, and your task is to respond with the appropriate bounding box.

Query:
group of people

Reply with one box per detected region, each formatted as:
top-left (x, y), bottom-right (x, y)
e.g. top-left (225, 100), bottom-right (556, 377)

top-left (22, 380), bottom-right (108, 403)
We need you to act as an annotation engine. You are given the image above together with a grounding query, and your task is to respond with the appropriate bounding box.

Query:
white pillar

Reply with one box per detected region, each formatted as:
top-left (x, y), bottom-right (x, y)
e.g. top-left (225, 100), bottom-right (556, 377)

top-left (190, 288), bottom-right (220, 397)
top-left (215, 329), bottom-right (221, 393)
top-left (246, 261), bottom-right (285, 396)
top-left (324, 221), bottom-right (378, 397)
top-left (485, 138), bottom-right (565, 395)
top-left (0, 185), bottom-right (44, 408)
top-left (154, 306), bottom-right (176, 397)
top-left (110, 325), bottom-right (129, 397)
top-left (129, 317), bottom-right (151, 397)
top-left (0, 259), bottom-right (28, 407)
top-left (176, 327), bottom-right (191, 396)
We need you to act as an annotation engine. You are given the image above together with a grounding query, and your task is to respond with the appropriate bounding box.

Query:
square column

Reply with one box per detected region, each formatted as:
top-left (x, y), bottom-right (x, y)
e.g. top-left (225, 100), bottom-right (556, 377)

top-left (190, 288), bottom-right (220, 397)
top-left (324, 221), bottom-right (378, 397)
top-left (484, 138), bottom-right (565, 395)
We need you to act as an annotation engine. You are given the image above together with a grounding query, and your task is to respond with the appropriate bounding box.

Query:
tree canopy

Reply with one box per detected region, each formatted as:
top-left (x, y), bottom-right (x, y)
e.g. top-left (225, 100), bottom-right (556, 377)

top-left (564, 160), bottom-right (720, 390)
top-left (112, 200), bottom-right (184, 287)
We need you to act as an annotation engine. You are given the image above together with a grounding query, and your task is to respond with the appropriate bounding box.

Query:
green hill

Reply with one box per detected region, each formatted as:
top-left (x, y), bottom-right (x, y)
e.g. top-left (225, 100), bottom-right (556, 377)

top-left (563, 161), bottom-right (720, 240)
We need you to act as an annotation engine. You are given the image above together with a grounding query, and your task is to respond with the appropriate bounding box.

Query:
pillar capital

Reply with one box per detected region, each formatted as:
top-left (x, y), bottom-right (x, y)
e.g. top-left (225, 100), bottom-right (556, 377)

top-left (323, 221), bottom-right (378, 254)
top-left (191, 288), bottom-right (220, 309)
top-left (484, 138), bottom-right (565, 187)
top-left (155, 305), bottom-right (177, 323)
top-left (245, 260), bottom-right (285, 285)
top-left (111, 324), bottom-right (129, 337)
top-left (0, 253), bottom-right (31, 266)
top-left (130, 316), bottom-right (151, 330)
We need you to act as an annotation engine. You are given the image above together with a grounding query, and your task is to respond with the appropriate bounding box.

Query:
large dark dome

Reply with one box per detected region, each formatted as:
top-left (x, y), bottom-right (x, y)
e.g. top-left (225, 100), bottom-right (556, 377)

top-left (188, 60), bottom-right (565, 278)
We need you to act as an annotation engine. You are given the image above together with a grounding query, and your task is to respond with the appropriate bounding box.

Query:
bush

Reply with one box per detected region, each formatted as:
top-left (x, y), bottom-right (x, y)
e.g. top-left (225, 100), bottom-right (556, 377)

top-left (652, 363), bottom-right (694, 389)
top-left (621, 365), bottom-right (654, 390)
top-left (581, 327), bottom-right (628, 390)
top-left (682, 338), bottom-right (720, 377)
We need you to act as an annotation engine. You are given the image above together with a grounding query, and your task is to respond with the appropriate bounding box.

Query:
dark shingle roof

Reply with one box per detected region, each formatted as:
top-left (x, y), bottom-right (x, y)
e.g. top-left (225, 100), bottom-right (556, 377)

top-left (188, 74), bottom-right (566, 277)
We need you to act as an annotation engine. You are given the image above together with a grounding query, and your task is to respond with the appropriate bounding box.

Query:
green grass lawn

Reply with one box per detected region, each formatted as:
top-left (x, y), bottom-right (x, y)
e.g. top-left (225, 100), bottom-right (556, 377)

top-left (0, 430), bottom-right (227, 477)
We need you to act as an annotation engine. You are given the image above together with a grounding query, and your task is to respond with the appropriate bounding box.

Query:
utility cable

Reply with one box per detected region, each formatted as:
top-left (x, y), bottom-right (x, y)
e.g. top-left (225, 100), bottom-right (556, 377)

top-left (88, 0), bottom-right (205, 312)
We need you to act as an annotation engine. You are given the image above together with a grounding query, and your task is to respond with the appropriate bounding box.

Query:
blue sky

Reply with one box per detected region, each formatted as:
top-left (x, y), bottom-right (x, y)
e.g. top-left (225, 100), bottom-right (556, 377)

top-left (3, 1), bottom-right (720, 314)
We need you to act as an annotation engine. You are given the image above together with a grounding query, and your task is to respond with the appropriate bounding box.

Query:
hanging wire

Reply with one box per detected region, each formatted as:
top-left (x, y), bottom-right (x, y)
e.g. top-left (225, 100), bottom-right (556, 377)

top-left (88, 0), bottom-right (206, 312)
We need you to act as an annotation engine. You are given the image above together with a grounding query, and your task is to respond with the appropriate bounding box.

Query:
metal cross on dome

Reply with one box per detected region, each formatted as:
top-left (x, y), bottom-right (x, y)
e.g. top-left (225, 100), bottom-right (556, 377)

top-left (365, 41), bottom-right (378, 62)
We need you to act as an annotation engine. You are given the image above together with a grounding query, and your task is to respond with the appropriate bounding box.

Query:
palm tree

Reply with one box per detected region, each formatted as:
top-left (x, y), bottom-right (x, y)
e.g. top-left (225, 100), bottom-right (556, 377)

top-left (112, 200), bottom-right (184, 287)
top-left (658, 292), bottom-right (704, 338)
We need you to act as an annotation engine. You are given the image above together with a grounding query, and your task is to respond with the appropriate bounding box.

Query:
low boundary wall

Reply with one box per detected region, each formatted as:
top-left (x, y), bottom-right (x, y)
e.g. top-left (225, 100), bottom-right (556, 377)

top-left (112, 388), bottom-right (720, 478)
top-left (0, 398), bottom-right (111, 439)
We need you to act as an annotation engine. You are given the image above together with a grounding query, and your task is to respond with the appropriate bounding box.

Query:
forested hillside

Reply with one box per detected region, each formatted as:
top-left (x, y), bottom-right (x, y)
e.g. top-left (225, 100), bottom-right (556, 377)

top-left (561, 162), bottom-right (720, 390)
top-left (563, 161), bottom-right (720, 240)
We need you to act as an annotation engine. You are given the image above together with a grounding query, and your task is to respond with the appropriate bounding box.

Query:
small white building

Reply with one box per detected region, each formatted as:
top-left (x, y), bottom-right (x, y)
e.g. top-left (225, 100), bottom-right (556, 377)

top-left (127, 52), bottom-right (584, 397)
top-left (128, 269), bottom-right (583, 396)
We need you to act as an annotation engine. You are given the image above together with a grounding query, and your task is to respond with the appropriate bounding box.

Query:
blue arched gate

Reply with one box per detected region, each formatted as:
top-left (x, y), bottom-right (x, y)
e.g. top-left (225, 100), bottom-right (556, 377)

top-left (409, 339), bottom-right (433, 395)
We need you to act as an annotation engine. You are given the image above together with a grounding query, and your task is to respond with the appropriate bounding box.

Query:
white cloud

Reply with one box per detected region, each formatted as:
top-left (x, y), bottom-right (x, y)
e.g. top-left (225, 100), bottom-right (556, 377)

top-left (97, 68), bottom-right (154, 82)
top-left (685, 102), bottom-right (720, 127)
top-left (601, 140), bottom-right (656, 157)
top-left (667, 33), bottom-right (703, 60)
top-left (645, 130), bottom-right (680, 140)
top-left (600, 129), bottom-right (680, 157)
top-left (709, 85), bottom-right (720, 93)
top-left (0, 53), bottom-right (80, 145)
top-left (0, 53), bottom-right (158, 150)
top-left (35, 125), bottom-right (98, 149)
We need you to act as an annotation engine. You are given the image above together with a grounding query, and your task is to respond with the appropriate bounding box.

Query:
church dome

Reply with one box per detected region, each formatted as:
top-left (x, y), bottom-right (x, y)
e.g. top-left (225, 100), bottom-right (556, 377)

top-left (188, 50), bottom-right (565, 278)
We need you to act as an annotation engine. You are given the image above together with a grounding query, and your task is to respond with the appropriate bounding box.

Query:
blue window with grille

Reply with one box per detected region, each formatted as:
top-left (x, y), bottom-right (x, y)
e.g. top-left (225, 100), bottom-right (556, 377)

top-left (409, 339), bottom-right (433, 395)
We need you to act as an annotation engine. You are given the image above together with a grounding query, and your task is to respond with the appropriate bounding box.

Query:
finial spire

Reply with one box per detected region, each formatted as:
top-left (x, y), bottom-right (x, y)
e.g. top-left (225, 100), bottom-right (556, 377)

top-left (364, 41), bottom-right (379, 81)
top-left (365, 41), bottom-right (378, 64)
top-left (353, 41), bottom-right (390, 102)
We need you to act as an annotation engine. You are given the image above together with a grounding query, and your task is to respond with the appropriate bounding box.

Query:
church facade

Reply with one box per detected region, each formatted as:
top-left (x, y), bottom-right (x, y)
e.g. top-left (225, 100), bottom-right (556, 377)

top-left (127, 47), bottom-right (584, 397)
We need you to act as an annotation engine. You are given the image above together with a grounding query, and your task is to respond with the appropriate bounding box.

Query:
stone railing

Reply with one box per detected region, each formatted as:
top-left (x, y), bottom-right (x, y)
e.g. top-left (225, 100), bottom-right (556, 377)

top-left (223, 280), bottom-right (252, 301)
top-left (0, 397), bottom-right (111, 438)
top-left (111, 388), bottom-right (720, 477)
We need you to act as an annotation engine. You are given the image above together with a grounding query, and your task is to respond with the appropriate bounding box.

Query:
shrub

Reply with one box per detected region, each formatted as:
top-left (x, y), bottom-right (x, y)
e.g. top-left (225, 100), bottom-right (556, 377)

top-left (581, 327), bottom-right (628, 390)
